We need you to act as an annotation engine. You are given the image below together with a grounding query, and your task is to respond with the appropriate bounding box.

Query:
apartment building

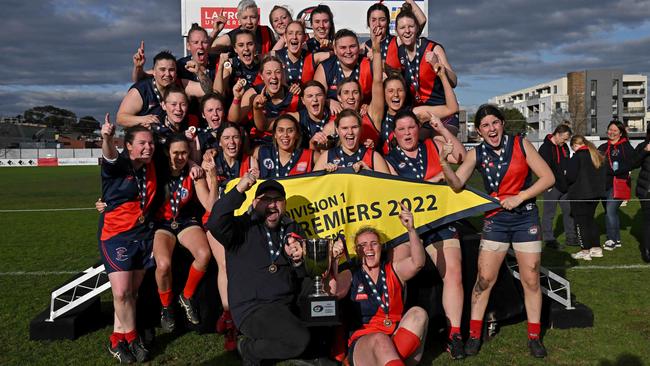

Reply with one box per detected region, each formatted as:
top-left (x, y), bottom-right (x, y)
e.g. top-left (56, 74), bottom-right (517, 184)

top-left (489, 70), bottom-right (647, 138)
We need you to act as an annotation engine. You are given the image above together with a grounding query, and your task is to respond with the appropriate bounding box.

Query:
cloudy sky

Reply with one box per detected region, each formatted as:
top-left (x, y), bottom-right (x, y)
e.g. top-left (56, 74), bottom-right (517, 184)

top-left (1, 0), bottom-right (649, 121)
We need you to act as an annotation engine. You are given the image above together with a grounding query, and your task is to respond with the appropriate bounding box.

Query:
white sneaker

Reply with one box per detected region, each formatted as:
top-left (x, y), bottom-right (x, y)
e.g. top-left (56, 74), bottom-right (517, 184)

top-left (589, 247), bottom-right (603, 258)
top-left (571, 251), bottom-right (592, 260)
top-left (604, 240), bottom-right (617, 251)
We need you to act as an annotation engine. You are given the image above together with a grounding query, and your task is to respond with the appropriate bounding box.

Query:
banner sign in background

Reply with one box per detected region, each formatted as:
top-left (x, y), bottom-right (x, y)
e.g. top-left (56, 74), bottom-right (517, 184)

top-left (181, 0), bottom-right (428, 37)
top-left (226, 170), bottom-right (498, 253)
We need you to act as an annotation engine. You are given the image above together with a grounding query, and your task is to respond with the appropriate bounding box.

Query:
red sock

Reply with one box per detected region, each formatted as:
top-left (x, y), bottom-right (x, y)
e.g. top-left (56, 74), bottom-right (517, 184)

top-left (391, 327), bottom-right (421, 360)
top-left (158, 289), bottom-right (173, 307)
top-left (109, 332), bottom-right (124, 348)
top-left (448, 326), bottom-right (461, 340)
top-left (183, 265), bottom-right (206, 299)
top-left (528, 322), bottom-right (541, 340)
top-left (385, 360), bottom-right (405, 366)
top-left (469, 320), bottom-right (483, 340)
top-left (124, 329), bottom-right (138, 344)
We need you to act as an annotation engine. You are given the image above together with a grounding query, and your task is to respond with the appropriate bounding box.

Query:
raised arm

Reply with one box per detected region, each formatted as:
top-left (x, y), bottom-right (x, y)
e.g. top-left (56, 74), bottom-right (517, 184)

top-left (326, 238), bottom-right (353, 299)
top-left (440, 148), bottom-right (476, 192)
top-left (101, 113), bottom-right (118, 160)
top-left (429, 114), bottom-right (466, 164)
top-left (392, 204), bottom-right (425, 282)
top-left (115, 88), bottom-right (160, 128)
top-left (432, 45), bottom-right (457, 88)
top-left (367, 26), bottom-right (385, 130)
top-left (227, 80), bottom-right (253, 123)
top-left (213, 53), bottom-right (232, 95)
top-left (406, 0), bottom-right (427, 33)
top-left (206, 171), bottom-right (257, 247)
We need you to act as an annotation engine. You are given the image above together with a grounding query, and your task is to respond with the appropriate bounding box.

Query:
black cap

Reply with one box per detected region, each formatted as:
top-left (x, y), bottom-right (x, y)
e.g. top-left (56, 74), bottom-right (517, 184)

top-left (255, 179), bottom-right (286, 198)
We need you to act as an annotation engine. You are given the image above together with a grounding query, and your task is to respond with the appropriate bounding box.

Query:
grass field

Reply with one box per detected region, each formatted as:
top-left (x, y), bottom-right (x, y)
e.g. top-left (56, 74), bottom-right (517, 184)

top-left (1, 166), bottom-right (649, 365)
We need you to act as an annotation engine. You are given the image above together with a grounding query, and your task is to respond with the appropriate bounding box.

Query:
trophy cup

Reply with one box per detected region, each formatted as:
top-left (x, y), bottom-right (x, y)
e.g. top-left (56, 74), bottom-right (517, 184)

top-left (300, 238), bottom-right (339, 325)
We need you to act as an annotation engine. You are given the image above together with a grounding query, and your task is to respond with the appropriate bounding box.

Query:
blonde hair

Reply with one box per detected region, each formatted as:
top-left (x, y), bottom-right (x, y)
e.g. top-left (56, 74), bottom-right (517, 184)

top-left (571, 135), bottom-right (604, 169)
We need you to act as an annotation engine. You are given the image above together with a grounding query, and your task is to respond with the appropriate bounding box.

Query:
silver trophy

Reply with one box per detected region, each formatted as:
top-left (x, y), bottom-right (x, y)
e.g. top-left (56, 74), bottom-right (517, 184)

top-left (301, 238), bottom-right (338, 323)
top-left (303, 238), bottom-right (333, 297)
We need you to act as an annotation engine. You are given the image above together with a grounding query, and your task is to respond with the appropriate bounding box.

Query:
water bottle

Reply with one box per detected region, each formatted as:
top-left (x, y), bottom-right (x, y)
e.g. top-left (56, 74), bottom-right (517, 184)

top-left (612, 161), bottom-right (619, 172)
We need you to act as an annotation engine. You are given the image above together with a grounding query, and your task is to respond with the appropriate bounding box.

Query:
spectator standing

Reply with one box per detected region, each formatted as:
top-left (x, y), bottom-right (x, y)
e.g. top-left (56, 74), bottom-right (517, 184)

top-left (538, 124), bottom-right (576, 248)
top-left (597, 120), bottom-right (636, 250)
top-left (632, 127), bottom-right (650, 263)
top-left (567, 135), bottom-right (606, 260)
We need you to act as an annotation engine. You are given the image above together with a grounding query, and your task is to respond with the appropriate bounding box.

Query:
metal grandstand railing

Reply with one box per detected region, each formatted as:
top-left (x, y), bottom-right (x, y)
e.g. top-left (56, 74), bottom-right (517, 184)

top-left (47, 263), bottom-right (111, 322)
top-left (505, 249), bottom-right (574, 310)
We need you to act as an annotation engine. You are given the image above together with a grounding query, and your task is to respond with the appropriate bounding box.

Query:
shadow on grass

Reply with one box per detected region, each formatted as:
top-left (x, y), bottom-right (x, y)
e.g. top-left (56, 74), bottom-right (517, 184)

top-left (598, 353), bottom-right (644, 366)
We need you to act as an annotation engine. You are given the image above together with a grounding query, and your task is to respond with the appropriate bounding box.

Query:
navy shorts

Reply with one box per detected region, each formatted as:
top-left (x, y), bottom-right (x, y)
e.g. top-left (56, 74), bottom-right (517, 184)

top-left (155, 217), bottom-right (201, 236)
top-left (99, 238), bottom-right (155, 273)
top-left (422, 223), bottom-right (460, 247)
top-left (482, 204), bottom-right (541, 243)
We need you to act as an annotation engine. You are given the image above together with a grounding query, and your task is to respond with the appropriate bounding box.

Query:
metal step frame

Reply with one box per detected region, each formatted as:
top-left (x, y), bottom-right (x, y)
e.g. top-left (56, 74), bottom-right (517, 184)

top-left (505, 249), bottom-right (574, 310)
top-left (47, 264), bottom-right (111, 322)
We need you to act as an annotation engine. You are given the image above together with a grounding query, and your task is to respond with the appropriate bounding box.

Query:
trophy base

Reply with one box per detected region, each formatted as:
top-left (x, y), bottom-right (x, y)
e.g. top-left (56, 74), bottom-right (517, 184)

top-left (300, 295), bottom-right (339, 327)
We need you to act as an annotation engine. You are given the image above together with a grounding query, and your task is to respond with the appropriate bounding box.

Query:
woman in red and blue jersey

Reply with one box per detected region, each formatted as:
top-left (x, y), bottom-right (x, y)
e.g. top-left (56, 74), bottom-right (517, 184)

top-left (440, 104), bottom-right (555, 358)
top-left (210, 0), bottom-right (275, 57)
top-left (327, 205), bottom-right (428, 366)
top-left (230, 56), bottom-right (302, 145)
top-left (313, 109), bottom-right (390, 174)
top-left (254, 114), bottom-right (318, 178)
top-left (272, 21), bottom-right (330, 86)
top-left (152, 134), bottom-right (217, 333)
top-left (314, 29), bottom-right (374, 111)
top-left (98, 116), bottom-right (156, 363)
top-left (362, 1), bottom-right (426, 63)
top-left (203, 122), bottom-right (259, 351)
top-left (385, 5), bottom-right (457, 110)
top-left (213, 30), bottom-right (263, 99)
top-left (385, 111), bottom-right (468, 359)
top-left (380, 68), bottom-right (458, 155)
top-left (305, 4), bottom-right (335, 53)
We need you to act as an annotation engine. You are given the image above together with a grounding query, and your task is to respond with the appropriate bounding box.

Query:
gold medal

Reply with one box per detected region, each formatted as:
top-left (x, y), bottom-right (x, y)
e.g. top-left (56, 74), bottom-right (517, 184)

top-left (268, 264), bottom-right (277, 273)
top-left (170, 221), bottom-right (179, 230)
top-left (138, 215), bottom-right (145, 224)
top-left (383, 318), bottom-right (392, 327)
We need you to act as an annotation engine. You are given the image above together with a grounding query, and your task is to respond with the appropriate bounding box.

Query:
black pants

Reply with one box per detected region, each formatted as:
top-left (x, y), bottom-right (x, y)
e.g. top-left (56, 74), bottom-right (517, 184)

top-left (640, 200), bottom-right (650, 251)
top-left (571, 201), bottom-right (599, 250)
top-left (239, 302), bottom-right (310, 362)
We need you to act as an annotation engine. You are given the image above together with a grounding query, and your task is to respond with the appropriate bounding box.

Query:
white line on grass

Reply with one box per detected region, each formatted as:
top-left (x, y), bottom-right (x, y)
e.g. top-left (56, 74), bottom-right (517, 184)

top-left (0, 271), bottom-right (78, 276)
top-left (559, 264), bottom-right (650, 271)
top-left (0, 207), bottom-right (94, 213)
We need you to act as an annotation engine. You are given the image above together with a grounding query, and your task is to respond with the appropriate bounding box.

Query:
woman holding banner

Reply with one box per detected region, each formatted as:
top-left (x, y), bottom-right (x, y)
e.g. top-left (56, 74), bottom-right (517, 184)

top-left (439, 104), bottom-right (554, 358)
top-left (385, 110), bottom-right (467, 359)
top-left (327, 204), bottom-right (428, 366)
top-left (313, 109), bottom-right (390, 174)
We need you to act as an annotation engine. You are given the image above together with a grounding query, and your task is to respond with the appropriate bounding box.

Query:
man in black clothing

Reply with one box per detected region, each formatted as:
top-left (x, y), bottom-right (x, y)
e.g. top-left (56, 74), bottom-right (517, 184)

top-left (206, 175), bottom-right (310, 365)
top-left (538, 125), bottom-right (576, 248)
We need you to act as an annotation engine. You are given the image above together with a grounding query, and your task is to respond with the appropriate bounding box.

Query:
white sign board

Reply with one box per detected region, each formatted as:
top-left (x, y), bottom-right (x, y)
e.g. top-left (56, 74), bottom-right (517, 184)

top-left (181, 0), bottom-right (427, 38)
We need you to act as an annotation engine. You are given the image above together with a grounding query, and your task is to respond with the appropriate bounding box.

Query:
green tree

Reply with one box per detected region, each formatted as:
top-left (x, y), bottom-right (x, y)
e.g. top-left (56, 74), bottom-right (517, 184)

top-left (23, 105), bottom-right (77, 131)
top-left (500, 108), bottom-right (528, 135)
top-left (76, 116), bottom-right (100, 135)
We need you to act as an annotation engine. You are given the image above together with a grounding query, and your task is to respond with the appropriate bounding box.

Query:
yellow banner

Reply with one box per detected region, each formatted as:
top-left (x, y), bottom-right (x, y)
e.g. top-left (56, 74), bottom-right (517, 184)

top-left (226, 169), bottom-right (499, 251)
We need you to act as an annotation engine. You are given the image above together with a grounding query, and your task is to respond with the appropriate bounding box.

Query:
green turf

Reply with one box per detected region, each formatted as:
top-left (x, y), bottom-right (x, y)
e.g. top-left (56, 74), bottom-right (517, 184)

top-left (0, 166), bottom-right (649, 365)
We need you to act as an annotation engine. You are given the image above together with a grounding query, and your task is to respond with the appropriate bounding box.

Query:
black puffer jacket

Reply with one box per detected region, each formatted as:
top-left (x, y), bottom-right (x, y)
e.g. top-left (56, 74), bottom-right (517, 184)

top-left (538, 134), bottom-right (570, 192)
top-left (633, 141), bottom-right (650, 198)
top-left (566, 148), bottom-right (606, 200)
